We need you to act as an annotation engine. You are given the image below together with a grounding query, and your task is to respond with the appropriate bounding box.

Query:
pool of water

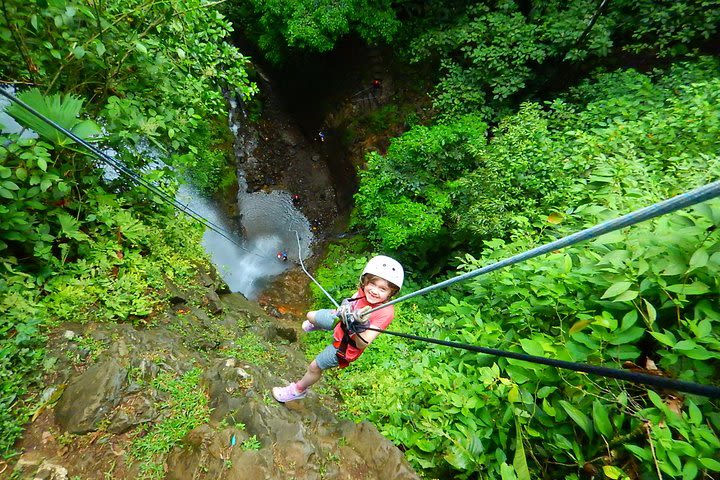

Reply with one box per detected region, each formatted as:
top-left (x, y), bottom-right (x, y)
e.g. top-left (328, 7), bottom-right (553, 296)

top-left (177, 181), bottom-right (312, 300)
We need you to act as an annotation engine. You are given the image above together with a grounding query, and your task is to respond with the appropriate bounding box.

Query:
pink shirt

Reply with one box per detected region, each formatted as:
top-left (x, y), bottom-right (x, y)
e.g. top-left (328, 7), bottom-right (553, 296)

top-left (333, 289), bottom-right (394, 364)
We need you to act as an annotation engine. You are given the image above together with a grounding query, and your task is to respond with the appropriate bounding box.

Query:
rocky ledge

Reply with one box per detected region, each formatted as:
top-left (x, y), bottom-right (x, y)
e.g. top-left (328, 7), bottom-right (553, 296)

top-left (9, 272), bottom-right (418, 480)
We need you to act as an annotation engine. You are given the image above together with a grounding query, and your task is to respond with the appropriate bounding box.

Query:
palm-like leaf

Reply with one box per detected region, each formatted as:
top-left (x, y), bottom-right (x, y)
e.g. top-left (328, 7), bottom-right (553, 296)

top-left (6, 88), bottom-right (101, 147)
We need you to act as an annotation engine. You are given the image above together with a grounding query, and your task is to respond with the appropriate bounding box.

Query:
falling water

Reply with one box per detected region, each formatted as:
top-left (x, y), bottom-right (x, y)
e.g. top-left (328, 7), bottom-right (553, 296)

top-left (177, 182), bottom-right (312, 300)
top-left (176, 93), bottom-right (314, 299)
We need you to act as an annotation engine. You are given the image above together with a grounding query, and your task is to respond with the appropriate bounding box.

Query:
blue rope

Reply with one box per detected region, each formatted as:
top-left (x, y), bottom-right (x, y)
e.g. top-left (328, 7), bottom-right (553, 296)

top-left (365, 180), bottom-right (720, 316)
top-left (365, 326), bottom-right (720, 398)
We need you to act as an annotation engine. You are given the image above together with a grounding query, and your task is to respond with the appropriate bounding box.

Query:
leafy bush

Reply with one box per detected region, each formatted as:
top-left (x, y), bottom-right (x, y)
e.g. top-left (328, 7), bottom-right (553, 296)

top-left (354, 114), bottom-right (487, 267)
top-left (354, 58), bottom-right (720, 271)
top-left (1, 0), bottom-right (255, 192)
top-left (406, 0), bottom-right (720, 118)
top-left (222, 0), bottom-right (400, 63)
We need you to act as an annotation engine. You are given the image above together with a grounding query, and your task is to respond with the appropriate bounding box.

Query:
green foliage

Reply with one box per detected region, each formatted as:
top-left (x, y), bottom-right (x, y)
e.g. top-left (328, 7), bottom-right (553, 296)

top-left (1, 0), bottom-right (255, 189)
top-left (221, 332), bottom-right (277, 366)
top-left (223, 0), bottom-right (400, 63)
top-left (336, 58), bottom-right (720, 478)
top-left (621, 0), bottom-right (720, 57)
top-left (241, 434), bottom-right (261, 451)
top-left (344, 203), bottom-right (720, 479)
top-left (130, 368), bottom-right (210, 479)
top-left (6, 89), bottom-right (101, 147)
top-left (0, 273), bottom-right (46, 458)
top-left (451, 103), bottom-right (571, 240)
top-left (354, 114), bottom-right (486, 265)
top-left (407, 1), bottom-right (611, 117)
top-left (406, 0), bottom-right (720, 118)
top-left (355, 58), bottom-right (720, 268)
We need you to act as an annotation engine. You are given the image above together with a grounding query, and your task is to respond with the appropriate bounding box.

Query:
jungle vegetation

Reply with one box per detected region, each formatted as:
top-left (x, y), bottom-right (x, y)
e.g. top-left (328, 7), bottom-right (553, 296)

top-left (2, 0), bottom-right (720, 479)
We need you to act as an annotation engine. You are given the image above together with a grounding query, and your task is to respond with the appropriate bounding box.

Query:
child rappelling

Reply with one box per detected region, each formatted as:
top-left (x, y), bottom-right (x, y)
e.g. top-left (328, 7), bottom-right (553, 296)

top-left (272, 255), bottom-right (404, 402)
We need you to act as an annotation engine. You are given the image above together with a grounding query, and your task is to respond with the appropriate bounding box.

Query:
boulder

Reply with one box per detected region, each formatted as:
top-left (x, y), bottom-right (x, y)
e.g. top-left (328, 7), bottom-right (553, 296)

top-left (344, 421), bottom-right (420, 480)
top-left (107, 394), bottom-right (157, 434)
top-left (54, 359), bottom-right (126, 434)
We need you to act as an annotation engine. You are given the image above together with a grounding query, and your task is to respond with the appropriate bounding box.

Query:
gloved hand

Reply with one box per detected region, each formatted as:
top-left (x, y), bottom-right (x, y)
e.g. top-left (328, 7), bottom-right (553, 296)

top-left (345, 306), bottom-right (371, 335)
top-left (336, 298), bottom-right (353, 326)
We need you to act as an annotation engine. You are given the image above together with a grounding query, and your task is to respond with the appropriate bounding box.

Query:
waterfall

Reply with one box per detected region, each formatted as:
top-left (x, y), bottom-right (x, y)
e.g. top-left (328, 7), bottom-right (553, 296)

top-left (177, 181), bottom-right (312, 300)
top-left (175, 92), bottom-right (314, 299)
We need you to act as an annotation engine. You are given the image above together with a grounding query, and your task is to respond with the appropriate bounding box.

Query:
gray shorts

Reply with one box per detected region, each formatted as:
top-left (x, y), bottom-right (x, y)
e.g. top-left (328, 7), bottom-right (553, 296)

top-left (315, 344), bottom-right (340, 370)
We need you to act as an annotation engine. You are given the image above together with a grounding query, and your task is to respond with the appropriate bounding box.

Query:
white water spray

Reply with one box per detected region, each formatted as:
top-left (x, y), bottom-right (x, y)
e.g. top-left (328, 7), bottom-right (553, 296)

top-left (177, 183), bottom-right (312, 299)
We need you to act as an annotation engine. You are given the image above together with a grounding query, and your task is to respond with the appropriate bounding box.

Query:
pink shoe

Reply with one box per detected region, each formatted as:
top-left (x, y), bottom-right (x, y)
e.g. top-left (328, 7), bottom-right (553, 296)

top-left (272, 383), bottom-right (307, 403)
top-left (302, 320), bottom-right (321, 332)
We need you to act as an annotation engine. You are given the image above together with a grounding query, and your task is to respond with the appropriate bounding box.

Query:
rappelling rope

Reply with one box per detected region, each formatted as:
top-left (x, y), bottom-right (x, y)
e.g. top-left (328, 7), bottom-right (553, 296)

top-left (0, 88), bottom-right (275, 261)
top-left (293, 230), bottom-right (339, 308)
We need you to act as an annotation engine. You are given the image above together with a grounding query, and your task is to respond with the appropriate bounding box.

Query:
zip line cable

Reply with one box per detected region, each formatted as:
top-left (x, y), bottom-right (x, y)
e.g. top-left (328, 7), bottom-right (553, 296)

top-left (292, 182), bottom-right (720, 398)
top-left (363, 179), bottom-right (720, 317)
top-left (363, 326), bottom-right (720, 399)
top-left (0, 88), bottom-right (274, 261)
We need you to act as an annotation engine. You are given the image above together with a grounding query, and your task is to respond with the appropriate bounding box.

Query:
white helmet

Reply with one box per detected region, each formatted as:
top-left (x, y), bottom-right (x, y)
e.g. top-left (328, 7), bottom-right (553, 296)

top-left (361, 255), bottom-right (404, 290)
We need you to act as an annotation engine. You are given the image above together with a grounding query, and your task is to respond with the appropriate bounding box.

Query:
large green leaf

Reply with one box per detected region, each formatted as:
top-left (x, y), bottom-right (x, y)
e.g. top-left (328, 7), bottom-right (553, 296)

top-left (559, 400), bottom-right (593, 438)
top-left (592, 400), bottom-right (613, 437)
top-left (6, 88), bottom-right (101, 146)
top-left (601, 281), bottom-right (632, 299)
top-left (513, 418), bottom-right (531, 480)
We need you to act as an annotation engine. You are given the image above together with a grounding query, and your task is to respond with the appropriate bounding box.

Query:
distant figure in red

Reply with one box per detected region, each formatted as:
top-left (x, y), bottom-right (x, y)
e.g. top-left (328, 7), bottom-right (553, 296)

top-left (277, 251), bottom-right (288, 261)
top-left (371, 79), bottom-right (382, 98)
top-left (292, 194), bottom-right (301, 206)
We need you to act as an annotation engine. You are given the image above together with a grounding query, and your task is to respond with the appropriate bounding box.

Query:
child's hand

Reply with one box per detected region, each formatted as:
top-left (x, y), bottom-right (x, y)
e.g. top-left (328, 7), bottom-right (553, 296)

top-left (346, 306), bottom-right (371, 334)
top-left (354, 306), bottom-right (371, 324)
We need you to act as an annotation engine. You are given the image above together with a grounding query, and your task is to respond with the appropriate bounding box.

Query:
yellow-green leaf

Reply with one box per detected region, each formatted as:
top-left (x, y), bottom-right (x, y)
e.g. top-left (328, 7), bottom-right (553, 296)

top-left (602, 465), bottom-right (624, 479)
top-left (569, 319), bottom-right (592, 335)
top-left (613, 290), bottom-right (638, 302)
top-left (547, 212), bottom-right (563, 224)
top-left (643, 299), bottom-right (656, 325)
top-left (601, 281), bottom-right (632, 299)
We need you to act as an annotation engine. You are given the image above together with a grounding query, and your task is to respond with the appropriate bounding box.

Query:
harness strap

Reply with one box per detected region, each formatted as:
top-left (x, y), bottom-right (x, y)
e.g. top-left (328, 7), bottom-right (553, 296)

top-left (334, 321), bottom-right (357, 367)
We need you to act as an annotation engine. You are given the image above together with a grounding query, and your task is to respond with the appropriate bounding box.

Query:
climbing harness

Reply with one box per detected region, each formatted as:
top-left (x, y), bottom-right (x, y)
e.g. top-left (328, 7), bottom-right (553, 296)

top-left (0, 88), bottom-right (276, 261)
top-left (293, 183), bottom-right (720, 398)
top-left (334, 297), bottom-right (371, 367)
top-left (334, 319), bottom-right (358, 368)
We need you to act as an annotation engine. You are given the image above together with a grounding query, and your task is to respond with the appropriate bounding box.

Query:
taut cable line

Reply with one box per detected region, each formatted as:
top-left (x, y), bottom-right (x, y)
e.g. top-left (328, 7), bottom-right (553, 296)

top-left (0, 87), bottom-right (275, 260)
